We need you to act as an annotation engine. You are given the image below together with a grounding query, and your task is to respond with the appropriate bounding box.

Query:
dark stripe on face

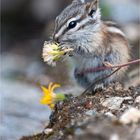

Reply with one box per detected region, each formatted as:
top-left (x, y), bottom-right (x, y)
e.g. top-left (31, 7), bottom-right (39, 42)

top-left (55, 13), bottom-right (79, 33)
top-left (77, 20), bottom-right (96, 31)
top-left (54, 13), bottom-right (88, 38)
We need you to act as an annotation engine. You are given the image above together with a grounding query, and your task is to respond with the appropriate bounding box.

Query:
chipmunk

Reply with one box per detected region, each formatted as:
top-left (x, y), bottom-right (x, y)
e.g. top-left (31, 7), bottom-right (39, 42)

top-left (52, 0), bottom-right (130, 89)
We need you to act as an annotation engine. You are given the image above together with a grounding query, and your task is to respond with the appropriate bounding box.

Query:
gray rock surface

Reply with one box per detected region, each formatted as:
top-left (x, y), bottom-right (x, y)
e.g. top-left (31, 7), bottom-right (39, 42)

top-left (0, 80), bottom-right (51, 140)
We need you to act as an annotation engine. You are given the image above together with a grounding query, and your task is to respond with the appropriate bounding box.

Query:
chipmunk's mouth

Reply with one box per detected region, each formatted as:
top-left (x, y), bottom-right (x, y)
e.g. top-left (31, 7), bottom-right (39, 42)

top-left (59, 40), bottom-right (86, 57)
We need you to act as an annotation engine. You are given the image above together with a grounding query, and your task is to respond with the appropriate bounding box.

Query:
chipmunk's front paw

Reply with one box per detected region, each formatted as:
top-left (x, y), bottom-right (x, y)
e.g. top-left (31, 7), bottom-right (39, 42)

top-left (60, 44), bottom-right (74, 56)
top-left (91, 83), bottom-right (105, 94)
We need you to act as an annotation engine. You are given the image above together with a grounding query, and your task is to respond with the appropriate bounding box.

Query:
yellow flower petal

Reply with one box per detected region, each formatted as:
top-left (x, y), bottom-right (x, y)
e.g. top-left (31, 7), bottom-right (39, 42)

top-left (48, 82), bottom-right (53, 92)
top-left (40, 82), bottom-right (65, 110)
top-left (40, 99), bottom-right (52, 105)
top-left (41, 86), bottom-right (50, 95)
top-left (51, 84), bottom-right (60, 93)
top-left (51, 43), bottom-right (59, 49)
top-left (47, 51), bottom-right (64, 55)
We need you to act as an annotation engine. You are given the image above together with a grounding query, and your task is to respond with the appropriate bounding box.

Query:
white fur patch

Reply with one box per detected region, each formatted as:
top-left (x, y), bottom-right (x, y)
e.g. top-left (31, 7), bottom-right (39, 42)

top-left (55, 25), bottom-right (67, 39)
top-left (107, 27), bottom-right (125, 37)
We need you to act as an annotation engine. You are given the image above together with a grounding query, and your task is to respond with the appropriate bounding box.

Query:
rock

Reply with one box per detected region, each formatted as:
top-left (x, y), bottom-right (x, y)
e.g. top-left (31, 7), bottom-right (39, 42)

top-left (20, 84), bottom-right (140, 140)
top-left (135, 96), bottom-right (140, 104)
top-left (104, 112), bottom-right (116, 119)
top-left (44, 128), bottom-right (53, 135)
top-left (102, 96), bottom-right (134, 111)
top-left (120, 108), bottom-right (140, 124)
top-left (75, 128), bottom-right (84, 136)
top-left (85, 110), bottom-right (97, 116)
top-left (0, 79), bottom-right (51, 140)
top-left (110, 134), bottom-right (119, 140)
top-left (134, 96), bottom-right (140, 109)
top-left (102, 97), bottom-right (125, 110)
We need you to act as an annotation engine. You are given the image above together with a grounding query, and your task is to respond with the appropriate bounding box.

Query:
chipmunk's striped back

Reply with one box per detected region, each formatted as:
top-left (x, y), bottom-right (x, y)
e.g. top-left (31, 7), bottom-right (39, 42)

top-left (104, 21), bottom-right (126, 37)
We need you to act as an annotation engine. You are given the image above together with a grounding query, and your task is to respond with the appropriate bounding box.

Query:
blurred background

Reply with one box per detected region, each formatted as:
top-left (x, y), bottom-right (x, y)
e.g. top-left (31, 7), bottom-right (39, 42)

top-left (1, 0), bottom-right (140, 139)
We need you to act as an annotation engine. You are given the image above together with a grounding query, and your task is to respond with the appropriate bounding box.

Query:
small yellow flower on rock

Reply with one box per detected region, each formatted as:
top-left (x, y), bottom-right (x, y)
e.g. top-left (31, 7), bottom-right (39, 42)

top-left (40, 83), bottom-right (65, 109)
top-left (42, 41), bottom-right (73, 66)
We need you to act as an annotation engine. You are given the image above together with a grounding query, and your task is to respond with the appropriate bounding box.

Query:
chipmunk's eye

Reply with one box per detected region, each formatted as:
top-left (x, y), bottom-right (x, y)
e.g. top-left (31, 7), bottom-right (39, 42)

top-left (68, 21), bottom-right (77, 29)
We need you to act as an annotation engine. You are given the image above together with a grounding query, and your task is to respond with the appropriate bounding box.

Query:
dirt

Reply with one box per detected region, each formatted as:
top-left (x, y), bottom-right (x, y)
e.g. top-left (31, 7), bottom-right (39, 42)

top-left (20, 83), bottom-right (140, 140)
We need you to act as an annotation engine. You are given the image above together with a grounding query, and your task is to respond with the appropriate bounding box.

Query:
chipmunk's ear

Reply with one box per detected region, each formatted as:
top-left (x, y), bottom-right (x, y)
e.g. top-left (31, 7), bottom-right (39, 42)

top-left (72, 0), bottom-right (85, 4)
top-left (85, 0), bottom-right (99, 17)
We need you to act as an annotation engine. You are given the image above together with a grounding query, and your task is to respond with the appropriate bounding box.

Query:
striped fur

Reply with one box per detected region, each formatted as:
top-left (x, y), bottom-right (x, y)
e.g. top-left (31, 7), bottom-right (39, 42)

top-left (107, 26), bottom-right (125, 37)
top-left (52, 0), bottom-right (130, 89)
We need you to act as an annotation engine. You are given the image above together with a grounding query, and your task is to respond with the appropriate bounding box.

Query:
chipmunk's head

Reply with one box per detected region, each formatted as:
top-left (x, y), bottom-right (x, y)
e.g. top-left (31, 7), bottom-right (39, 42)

top-left (52, 0), bottom-right (101, 50)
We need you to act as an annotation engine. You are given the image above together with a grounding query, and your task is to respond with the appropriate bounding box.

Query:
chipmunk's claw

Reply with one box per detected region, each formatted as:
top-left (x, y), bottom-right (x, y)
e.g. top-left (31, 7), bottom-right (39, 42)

top-left (93, 83), bottom-right (104, 93)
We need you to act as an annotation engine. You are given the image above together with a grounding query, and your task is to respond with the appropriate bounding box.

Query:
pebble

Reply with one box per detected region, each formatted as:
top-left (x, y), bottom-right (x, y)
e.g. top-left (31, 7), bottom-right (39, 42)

top-left (102, 96), bottom-right (133, 110)
top-left (105, 112), bottom-right (116, 118)
top-left (102, 97), bottom-right (125, 110)
top-left (120, 108), bottom-right (140, 124)
top-left (75, 128), bottom-right (84, 136)
top-left (85, 110), bottom-right (97, 116)
top-left (44, 128), bottom-right (53, 135)
top-left (110, 134), bottom-right (119, 140)
top-left (135, 96), bottom-right (140, 104)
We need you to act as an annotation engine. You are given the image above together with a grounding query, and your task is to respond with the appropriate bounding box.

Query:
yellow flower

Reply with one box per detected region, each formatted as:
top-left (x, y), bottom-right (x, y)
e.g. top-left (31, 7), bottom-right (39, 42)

top-left (40, 83), bottom-right (65, 109)
top-left (42, 41), bottom-right (73, 66)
